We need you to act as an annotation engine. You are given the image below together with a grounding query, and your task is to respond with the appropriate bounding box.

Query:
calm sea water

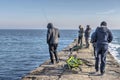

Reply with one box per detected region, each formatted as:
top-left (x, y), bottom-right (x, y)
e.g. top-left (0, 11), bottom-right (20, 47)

top-left (0, 29), bottom-right (77, 80)
top-left (0, 29), bottom-right (119, 80)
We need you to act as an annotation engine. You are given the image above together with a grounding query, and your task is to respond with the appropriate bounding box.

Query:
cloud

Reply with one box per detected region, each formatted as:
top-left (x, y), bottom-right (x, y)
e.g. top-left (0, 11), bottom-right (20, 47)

top-left (96, 9), bottom-right (116, 15)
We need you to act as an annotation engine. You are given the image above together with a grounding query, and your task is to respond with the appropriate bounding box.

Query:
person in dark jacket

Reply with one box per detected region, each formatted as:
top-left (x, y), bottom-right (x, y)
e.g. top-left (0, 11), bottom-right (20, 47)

top-left (92, 21), bottom-right (113, 75)
top-left (85, 25), bottom-right (91, 48)
top-left (78, 25), bottom-right (84, 47)
top-left (47, 23), bottom-right (60, 64)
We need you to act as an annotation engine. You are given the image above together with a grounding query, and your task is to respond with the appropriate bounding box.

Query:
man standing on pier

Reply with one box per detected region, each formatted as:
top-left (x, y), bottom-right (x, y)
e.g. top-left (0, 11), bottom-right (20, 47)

top-left (47, 23), bottom-right (60, 64)
top-left (92, 21), bottom-right (113, 75)
top-left (85, 25), bottom-right (91, 48)
top-left (78, 25), bottom-right (84, 47)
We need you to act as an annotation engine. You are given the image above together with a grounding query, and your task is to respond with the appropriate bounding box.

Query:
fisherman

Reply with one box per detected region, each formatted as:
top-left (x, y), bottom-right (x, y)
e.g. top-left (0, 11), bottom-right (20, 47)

top-left (92, 21), bottom-right (113, 75)
top-left (47, 23), bottom-right (60, 64)
top-left (84, 25), bottom-right (91, 48)
top-left (78, 25), bottom-right (84, 47)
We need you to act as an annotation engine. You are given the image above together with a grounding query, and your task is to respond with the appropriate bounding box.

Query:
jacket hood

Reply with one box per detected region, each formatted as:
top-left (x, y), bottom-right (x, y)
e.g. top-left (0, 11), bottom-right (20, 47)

top-left (97, 26), bottom-right (108, 32)
top-left (47, 23), bottom-right (54, 29)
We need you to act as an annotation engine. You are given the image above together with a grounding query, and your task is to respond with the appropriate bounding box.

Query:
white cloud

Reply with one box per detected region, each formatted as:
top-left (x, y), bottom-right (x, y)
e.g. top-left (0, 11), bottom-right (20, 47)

top-left (96, 9), bottom-right (116, 15)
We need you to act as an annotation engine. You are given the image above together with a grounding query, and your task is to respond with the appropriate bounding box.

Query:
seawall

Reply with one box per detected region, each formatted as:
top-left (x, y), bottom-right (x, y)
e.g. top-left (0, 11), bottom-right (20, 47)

top-left (22, 39), bottom-right (120, 80)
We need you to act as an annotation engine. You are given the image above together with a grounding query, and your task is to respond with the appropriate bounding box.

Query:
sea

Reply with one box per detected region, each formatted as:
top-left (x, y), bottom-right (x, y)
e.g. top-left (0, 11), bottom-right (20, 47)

top-left (0, 29), bottom-right (119, 80)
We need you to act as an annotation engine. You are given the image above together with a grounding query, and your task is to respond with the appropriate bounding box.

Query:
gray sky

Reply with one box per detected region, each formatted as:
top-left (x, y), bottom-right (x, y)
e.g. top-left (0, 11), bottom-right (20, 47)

top-left (0, 0), bottom-right (120, 29)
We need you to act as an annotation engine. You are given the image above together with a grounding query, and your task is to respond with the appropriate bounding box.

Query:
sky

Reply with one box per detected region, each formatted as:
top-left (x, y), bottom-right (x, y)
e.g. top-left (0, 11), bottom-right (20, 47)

top-left (0, 0), bottom-right (120, 29)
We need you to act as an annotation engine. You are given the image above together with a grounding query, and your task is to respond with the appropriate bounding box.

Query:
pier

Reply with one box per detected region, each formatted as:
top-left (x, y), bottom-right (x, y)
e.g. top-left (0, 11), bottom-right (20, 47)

top-left (22, 39), bottom-right (120, 80)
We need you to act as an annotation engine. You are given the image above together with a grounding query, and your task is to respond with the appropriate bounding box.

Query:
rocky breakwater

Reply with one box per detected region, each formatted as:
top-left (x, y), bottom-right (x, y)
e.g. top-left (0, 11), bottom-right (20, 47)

top-left (22, 39), bottom-right (120, 80)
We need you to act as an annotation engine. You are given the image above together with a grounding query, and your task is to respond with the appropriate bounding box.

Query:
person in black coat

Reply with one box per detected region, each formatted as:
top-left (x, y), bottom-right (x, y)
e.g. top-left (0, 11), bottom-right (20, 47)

top-left (47, 23), bottom-right (60, 64)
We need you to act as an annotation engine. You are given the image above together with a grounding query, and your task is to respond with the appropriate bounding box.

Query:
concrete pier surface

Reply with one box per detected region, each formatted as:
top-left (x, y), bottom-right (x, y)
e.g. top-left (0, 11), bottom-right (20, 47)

top-left (22, 39), bottom-right (120, 80)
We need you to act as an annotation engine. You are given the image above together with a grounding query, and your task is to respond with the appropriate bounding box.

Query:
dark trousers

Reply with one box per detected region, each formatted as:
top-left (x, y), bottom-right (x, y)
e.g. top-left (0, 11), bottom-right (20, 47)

top-left (85, 37), bottom-right (89, 48)
top-left (93, 46), bottom-right (96, 57)
top-left (95, 44), bottom-right (108, 73)
top-left (78, 36), bottom-right (83, 46)
top-left (49, 44), bottom-right (59, 63)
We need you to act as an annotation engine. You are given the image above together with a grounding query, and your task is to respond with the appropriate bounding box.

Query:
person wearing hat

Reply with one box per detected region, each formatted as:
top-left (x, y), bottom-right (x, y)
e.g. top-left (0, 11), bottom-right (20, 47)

top-left (47, 23), bottom-right (60, 64)
top-left (92, 21), bottom-right (113, 75)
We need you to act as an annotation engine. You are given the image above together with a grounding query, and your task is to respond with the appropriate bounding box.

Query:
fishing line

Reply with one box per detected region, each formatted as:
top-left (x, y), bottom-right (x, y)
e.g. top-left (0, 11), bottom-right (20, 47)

top-left (41, 7), bottom-right (49, 23)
